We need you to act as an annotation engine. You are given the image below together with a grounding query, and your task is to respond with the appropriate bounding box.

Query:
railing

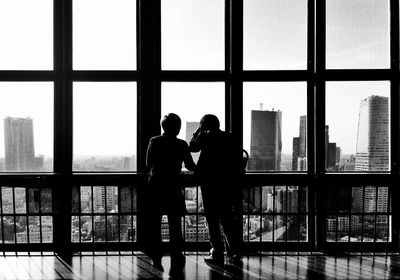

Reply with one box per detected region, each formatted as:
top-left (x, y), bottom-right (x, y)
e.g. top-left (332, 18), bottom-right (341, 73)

top-left (0, 174), bottom-right (396, 254)
top-left (0, 185), bottom-right (54, 251)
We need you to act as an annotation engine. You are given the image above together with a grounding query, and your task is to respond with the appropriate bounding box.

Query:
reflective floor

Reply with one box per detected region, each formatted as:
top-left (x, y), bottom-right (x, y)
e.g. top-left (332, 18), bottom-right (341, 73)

top-left (0, 252), bottom-right (400, 279)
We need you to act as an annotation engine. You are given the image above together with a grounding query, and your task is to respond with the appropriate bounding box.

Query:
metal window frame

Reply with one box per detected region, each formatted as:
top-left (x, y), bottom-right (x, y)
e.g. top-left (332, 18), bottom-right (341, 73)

top-left (0, 0), bottom-right (399, 254)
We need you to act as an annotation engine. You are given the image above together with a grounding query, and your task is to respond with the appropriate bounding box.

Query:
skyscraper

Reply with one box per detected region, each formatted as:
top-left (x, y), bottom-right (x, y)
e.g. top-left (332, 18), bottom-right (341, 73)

top-left (4, 117), bottom-right (35, 172)
top-left (355, 95), bottom-right (389, 171)
top-left (185, 121), bottom-right (200, 163)
top-left (292, 115), bottom-right (307, 171)
top-left (325, 125), bottom-right (340, 170)
top-left (353, 95), bottom-right (389, 238)
top-left (249, 110), bottom-right (282, 171)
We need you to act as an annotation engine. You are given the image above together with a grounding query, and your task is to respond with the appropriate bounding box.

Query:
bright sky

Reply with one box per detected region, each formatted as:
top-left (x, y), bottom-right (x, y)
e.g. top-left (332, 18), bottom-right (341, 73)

top-left (0, 0), bottom-right (391, 159)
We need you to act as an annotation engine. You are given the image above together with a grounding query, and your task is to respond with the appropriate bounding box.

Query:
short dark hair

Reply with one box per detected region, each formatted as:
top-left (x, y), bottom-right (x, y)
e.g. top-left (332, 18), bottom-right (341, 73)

top-left (200, 114), bottom-right (220, 131)
top-left (161, 113), bottom-right (181, 136)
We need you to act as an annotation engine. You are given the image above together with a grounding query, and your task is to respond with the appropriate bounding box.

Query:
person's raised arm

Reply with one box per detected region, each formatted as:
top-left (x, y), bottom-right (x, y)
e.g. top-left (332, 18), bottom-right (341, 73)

top-left (183, 143), bottom-right (196, 171)
top-left (145, 138), bottom-right (154, 171)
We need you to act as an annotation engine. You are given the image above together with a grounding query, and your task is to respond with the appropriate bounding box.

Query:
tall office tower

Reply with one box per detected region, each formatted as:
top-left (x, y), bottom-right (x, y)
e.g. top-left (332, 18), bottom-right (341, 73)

top-left (328, 143), bottom-right (337, 169)
top-left (299, 115), bottom-right (307, 158)
top-left (185, 121), bottom-right (199, 142)
top-left (325, 125), bottom-right (341, 170)
top-left (186, 121), bottom-right (200, 163)
top-left (249, 110), bottom-right (282, 171)
top-left (4, 117), bottom-right (35, 172)
top-left (352, 186), bottom-right (388, 214)
top-left (336, 147), bottom-right (341, 164)
top-left (355, 95), bottom-right (389, 171)
top-left (292, 115), bottom-right (307, 171)
top-left (325, 125), bottom-right (330, 169)
top-left (353, 95), bottom-right (389, 236)
top-left (292, 137), bottom-right (300, 170)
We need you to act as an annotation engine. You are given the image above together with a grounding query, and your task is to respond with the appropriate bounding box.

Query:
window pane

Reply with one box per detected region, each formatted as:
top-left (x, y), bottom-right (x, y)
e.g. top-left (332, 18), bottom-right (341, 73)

top-left (161, 0), bottom-right (224, 70)
top-left (243, 0), bottom-right (307, 70)
top-left (0, 83), bottom-right (54, 172)
top-left (0, 0), bottom-right (53, 70)
top-left (73, 0), bottom-right (136, 70)
top-left (326, 82), bottom-right (390, 172)
top-left (326, 0), bottom-right (390, 69)
top-left (243, 82), bottom-right (307, 171)
top-left (161, 83), bottom-right (225, 156)
top-left (73, 83), bottom-right (137, 171)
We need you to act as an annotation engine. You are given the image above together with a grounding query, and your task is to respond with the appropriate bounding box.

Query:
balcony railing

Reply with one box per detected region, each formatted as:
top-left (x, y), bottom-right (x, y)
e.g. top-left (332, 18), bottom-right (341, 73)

top-left (0, 174), bottom-right (395, 254)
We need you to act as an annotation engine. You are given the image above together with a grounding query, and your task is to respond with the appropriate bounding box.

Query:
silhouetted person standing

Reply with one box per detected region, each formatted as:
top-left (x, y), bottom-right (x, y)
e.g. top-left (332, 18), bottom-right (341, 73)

top-left (189, 114), bottom-right (243, 266)
top-left (145, 113), bottom-right (196, 272)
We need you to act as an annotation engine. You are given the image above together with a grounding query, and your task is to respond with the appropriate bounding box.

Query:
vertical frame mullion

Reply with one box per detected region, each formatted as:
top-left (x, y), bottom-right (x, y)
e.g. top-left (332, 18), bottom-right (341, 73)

top-left (229, 0), bottom-right (243, 137)
top-left (390, 0), bottom-right (400, 252)
top-left (0, 187), bottom-right (4, 250)
top-left (136, 0), bottom-right (161, 246)
top-left (315, 0), bottom-right (327, 252)
top-left (53, 0), bottom-right (73, 256)
top-left (12, 188), bottom-right (17, 245)
top-left (25, 188), bottom-right (30, 249)
top-left (39, 188), bottom-right (43, 245)
top-left (229, 0), bottom-right (244, 250)
top-left (307, 0), bottom-right (316, 252)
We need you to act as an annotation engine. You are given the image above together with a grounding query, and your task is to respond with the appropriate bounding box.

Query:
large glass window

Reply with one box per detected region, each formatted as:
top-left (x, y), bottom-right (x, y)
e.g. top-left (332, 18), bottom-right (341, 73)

top-left (326, 0), bottom-right (390, 69)
top-left (326, 81), bottom-right (390, 172)
top-left (0, 83), bottom-right (54, 172)
top-left (243, 82), bottom-right (307, 172)
top-left (73, 82), bottom-right (137, 171)
top-left (0, 0), bottom-right (53, 70)
top-left (161, 82), bottom-right (225, 143)
top-left (243, 0), bottom-right (307, 70)
top-left (161, 0), bottom-right (225, 70)
top-left (73, 0), bottom-right (136, 70)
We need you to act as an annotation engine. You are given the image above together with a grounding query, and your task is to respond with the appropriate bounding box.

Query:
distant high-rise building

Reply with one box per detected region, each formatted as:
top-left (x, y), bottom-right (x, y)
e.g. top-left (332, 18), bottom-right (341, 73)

top-left (335, 147), bottom-right (341, 164)
top-left (249, 110), bottom-right (282, 171)
top-left (325, 125), bottom-right (330, 169)
top-left (299, 115), bottom-right (307, 158)
top-left (325, 125), bottom-right (341, 171)
top-left (292, 137), bottom-right (300, 170)
top-left (328, 143), bottom-right (337, 169)
top-left (292, 115), bottom-right (307, 171)
top-left (355, 95), bottom-right (389, 171)
top-left (185, 122), bottom-right (199, 143)
top-left (123, 157), bottom-right (130, 170)
top-left (4, 117), bottom-right (35, 172)
top-left (353, 95), bottom-right (389, 235)
top-left (186, 122), bottom-right (200, 163)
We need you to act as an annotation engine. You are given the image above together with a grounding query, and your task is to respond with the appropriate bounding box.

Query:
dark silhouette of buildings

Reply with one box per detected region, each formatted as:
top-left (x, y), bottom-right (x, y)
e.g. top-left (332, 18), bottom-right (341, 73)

top-left (4, 117), bottom-right (35, 172)
top-left (292, 115), bottom-right (307, 171)
top-left (325, 125), bottom-right (340, 170)
top-left (249, 109), bottom-right (282, 171)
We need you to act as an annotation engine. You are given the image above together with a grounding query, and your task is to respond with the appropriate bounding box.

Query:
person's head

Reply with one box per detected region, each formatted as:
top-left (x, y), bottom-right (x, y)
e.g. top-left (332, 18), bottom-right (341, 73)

top-left (200, 114), bottom-right (220, 131)
top-left (161, 113), bottom-right (181, 136)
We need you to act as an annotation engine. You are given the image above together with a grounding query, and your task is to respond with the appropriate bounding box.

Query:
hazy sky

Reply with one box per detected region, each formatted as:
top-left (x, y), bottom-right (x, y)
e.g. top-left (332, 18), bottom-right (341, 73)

top-left (162, 83), bottom-right (225, 140)
top-left (162, 0), bottom-right (224, 70)
top-left (73, 82), bottom-right (137, 157)
top-left (0, 0), bottom-right (392, 160)
top-left (73, 0), bottom-right (136, 70)
top-left (0, 0), bottom-right (53, 70)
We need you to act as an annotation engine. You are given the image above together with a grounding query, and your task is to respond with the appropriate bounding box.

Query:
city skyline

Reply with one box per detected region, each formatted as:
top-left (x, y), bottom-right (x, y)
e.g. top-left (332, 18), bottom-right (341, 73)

top-left (0, 0), bottom-right (391, 157)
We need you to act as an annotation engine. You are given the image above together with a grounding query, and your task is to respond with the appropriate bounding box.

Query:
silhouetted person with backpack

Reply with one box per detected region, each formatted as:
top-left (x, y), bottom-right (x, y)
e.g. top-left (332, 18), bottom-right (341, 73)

top-left (145, 113), bottom-right (196, 272)
top-left (189, 114), bottom-right (243, 266)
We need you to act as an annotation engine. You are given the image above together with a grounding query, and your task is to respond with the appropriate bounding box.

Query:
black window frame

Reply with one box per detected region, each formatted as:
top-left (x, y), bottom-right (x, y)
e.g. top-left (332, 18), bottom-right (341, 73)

top-left (0, 0), bottom-right (398, 254)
